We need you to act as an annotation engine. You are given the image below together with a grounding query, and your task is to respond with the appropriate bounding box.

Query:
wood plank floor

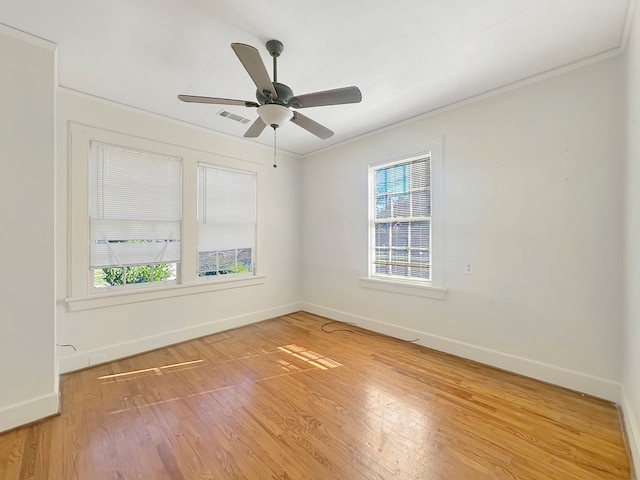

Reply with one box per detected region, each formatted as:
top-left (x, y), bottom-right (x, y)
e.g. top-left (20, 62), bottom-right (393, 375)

top-left (0, 312), bottom-right (631, 479)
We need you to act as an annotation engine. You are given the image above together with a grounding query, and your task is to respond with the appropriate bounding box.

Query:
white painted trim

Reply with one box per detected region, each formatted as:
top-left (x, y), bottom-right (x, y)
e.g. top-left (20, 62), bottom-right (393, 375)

top-left (622, 0), bottom-right (637, 50)
top-left (58, 302), bottom-right (303, 373)
top-left (0, 22), bottom-right (56, 50)
top-left (0, 393), bottom-right (59, 434)
top-left (304, 48), bottom-right (625, 159)
top-left (65, 275), bottom-right (267, 312)
top-left (301, 302), bottom-right (622, 402)
top-left (358, 277), bottom-right (447, 299)
top-left (53, 36), bottom-right (60, 396)
top-left (622, 388), bottom-right (640, 479)
top-left (57, 42), bottom-right (628, 160)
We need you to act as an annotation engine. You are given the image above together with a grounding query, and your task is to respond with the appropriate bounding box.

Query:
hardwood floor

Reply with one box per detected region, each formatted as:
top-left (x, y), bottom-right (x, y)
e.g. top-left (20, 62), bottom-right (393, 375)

top-left (0, 312), bottom-right (631, 479)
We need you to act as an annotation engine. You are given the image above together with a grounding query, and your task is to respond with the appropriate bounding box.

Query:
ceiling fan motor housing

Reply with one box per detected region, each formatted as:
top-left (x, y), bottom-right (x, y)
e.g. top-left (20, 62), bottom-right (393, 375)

top-left (256, 82), bottom-right (294, 106)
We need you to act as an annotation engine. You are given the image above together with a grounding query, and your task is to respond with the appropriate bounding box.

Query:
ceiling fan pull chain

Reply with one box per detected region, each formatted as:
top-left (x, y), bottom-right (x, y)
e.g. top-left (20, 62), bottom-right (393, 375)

top-left (273, 127), bottom-right (278, 168)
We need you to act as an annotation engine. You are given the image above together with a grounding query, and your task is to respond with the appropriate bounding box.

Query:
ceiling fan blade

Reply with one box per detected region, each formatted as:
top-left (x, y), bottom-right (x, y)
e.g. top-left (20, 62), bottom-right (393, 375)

top-left (244, 117), bottom-right (267, 138)
top-left (289, 86), bottom-right (362, 109)
top-left (178, 94), bottom-right (259, 108)
top-left (290, 112), bottom-right (334, 139)
top-left (231, 43), bottom-right (277, 99)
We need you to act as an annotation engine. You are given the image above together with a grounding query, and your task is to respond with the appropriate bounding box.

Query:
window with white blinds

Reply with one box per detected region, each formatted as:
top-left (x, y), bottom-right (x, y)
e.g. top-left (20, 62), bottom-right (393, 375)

top-left (370, 154), bottom-right (431, 281)
top-left (89, 142), bottom-right (182, 270)
top-left (197, 163), bottom-right (256, 277)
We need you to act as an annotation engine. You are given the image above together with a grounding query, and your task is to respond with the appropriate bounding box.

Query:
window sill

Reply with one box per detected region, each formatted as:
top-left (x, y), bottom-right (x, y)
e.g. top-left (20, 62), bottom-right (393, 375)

top-left (65, 275), bottom-right (266, 311)
top-left (358, 276), bottom-right (447, 299)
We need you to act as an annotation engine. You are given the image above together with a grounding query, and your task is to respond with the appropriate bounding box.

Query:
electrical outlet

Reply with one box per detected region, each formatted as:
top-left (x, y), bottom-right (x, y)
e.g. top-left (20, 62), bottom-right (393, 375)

top-left (465, 262), bottom-right (473, 274)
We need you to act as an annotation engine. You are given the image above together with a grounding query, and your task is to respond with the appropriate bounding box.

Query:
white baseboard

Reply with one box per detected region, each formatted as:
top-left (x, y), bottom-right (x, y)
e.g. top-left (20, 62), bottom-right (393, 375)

top-left (302, 302), bottom-right (622, 403)
top-left (0, 393), bottom-right (59, 434)
top-left (59, 302), bottom-right (303, 373)
top-left (57, 299), bottom-right (622, 402)
top-left (622, 388), bottom-right (640, 479)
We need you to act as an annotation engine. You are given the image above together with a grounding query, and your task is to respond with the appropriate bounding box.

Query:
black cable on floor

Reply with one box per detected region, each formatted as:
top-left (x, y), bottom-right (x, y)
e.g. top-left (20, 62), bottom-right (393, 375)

top-left (320, 321), bottom-right (419, 343)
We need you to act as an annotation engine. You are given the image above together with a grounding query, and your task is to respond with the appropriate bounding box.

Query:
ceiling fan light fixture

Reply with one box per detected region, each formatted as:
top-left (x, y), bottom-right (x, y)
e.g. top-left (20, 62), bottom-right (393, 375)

top-left (257, 103), bottom-right (293, 128)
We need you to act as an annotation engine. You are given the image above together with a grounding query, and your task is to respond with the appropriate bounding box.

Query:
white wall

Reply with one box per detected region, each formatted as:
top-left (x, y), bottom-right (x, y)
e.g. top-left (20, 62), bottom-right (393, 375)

top-left (55, 89), bottom-right (303, 372)
top-left (302, 56), bottom-right (626, 401)
top-left (0, 26), bottom-right (58, 432)
top-left (0, 15), bottom-right (633, 450)
top-left (624, 0), bottom-right (640, 474)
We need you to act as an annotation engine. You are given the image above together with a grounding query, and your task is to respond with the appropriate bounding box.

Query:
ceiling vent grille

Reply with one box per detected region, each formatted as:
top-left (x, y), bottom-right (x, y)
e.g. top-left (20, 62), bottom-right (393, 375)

top-left (217, 109), bottom-right (252, 124)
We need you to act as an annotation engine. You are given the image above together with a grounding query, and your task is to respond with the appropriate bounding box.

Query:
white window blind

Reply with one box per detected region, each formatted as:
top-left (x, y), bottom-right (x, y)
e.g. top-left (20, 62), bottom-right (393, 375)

top-left (89, 142), bottom-right (182, 268)
top-left (197, 163), bottom-right (256, 277)
top-left (371, 154), bottom-right (431, 280)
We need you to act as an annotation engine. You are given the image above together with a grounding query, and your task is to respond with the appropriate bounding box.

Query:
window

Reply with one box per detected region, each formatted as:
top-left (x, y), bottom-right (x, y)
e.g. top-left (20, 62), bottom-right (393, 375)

top-left (68, 124), bottom-right (266, 311)
top-left (362, 139), bottom-right (444, 299)
top-left (370, 155), bottom-right (431, 281)
top-left (89, 142), bottom-right (181, 289)
top-left (197, 164), bottom-right (256, 278)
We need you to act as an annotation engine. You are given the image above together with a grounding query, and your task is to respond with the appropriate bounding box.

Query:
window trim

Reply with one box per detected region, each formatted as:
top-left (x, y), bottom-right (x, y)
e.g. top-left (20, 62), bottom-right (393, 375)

top-left (66, 123), bottom-right (265, 311)
top-left (358, 276), bottom-right (447, 299)
top-left (362, 137), bottom-right (446, 297)
top-left (66, 275), bottom-right (267, 312)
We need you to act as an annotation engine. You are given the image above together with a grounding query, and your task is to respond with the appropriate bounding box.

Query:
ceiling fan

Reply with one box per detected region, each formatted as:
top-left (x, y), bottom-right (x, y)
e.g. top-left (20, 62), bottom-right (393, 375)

top-left (178, 39), bottom-right (362, 140)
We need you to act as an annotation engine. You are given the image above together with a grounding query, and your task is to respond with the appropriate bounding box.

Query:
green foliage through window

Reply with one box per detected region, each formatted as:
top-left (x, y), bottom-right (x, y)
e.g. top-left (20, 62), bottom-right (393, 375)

top-left (96, 264), bottom-right (173, 287)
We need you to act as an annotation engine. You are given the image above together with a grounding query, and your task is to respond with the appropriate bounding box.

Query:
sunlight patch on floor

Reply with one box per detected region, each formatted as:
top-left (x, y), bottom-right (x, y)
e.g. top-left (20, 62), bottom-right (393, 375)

top-left (278, 344), bottom-right (343, 371)
top-left (97, 359), bottom-right (204, 381)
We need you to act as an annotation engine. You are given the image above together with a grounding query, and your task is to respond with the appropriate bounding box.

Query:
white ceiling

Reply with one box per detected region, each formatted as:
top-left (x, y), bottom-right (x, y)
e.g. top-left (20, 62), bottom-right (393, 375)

top-left (0, 0), bottom-right (632, 156)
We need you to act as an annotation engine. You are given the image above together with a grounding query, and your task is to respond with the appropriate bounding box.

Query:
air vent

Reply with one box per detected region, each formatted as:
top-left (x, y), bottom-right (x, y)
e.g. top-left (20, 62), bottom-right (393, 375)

top-left (217, 109), bottom-right (252, 124)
